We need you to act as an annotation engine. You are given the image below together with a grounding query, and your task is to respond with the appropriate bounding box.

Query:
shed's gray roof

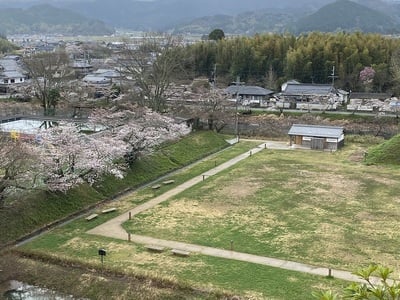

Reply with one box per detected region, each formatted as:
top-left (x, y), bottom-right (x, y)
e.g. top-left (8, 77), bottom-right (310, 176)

top-left (283, 83), bottom-right (335, 96)
top-left (288, 124), bottom-right (344, 139)
top-left (225, 85), bottom-right (274, 96)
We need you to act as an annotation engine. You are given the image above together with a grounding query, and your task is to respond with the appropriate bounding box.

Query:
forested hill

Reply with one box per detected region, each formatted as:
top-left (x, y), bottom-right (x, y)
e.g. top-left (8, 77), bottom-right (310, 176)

top-left (61, 0), bottom-right (331, 31)
top-left (0, 4), bottom-right (114, 36)
top-left (172, 11), bottom-right (296, 35)
top-left (171, 0), bottom-right (400, 35)
top-left (294, 0), bottom-right (399, 34)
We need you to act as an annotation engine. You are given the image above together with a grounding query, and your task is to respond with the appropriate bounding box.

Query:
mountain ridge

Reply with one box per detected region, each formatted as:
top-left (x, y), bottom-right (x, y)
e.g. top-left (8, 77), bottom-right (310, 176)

top-left (171, 0), bottom-right (400, 35)
top-left (0, 4), bottom-right (114, 35)
top-left (0, 0), bottom-right (399, 36)
top-left (60, 0), bottom-right (333, 31)
top-left (294, 0), bottom-right (399, 33)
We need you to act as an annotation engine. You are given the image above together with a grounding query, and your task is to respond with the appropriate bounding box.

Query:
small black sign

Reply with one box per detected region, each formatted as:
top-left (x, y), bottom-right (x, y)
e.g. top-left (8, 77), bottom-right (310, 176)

top-left (98, 249), bottom-right (106, 256)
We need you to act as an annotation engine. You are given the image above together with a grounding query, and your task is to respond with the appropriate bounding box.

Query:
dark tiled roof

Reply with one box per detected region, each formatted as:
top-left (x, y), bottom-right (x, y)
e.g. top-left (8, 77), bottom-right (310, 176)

top-left (225, 85), bottom-right (274, 96)
top-left (283, 83), bottom-right (335, 96)
top-left (288, 124), bottom-right (344, 139)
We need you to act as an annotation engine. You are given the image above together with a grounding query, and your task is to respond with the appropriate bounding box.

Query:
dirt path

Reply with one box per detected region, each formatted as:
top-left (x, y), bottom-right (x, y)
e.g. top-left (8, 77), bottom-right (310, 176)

top-left (87, 141), bottom-right (373, 285)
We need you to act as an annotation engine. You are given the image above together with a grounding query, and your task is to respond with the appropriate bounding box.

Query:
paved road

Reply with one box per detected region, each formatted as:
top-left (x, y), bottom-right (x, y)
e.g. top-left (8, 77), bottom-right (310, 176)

top-left (87, 141), bottom-right (375, 285)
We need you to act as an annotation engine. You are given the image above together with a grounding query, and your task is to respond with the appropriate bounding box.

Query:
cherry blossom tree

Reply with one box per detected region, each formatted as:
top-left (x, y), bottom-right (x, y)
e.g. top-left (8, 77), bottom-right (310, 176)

top-left (33, 105), bottom-right (191, 192)
top-left (359, 66), bottom-right (376, 92)
top-left (36, 122), bottom-right (129, 192)
top-left (0, 135), bottom-right (41, 205)
top-left (88, 105), bottom-right (191, 165)
top-left (0, 105), bottom-right (191, 198)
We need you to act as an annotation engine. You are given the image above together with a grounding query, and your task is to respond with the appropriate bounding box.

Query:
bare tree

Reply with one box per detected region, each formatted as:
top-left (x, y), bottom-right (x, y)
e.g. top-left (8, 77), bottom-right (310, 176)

top-left (200, 90), bottom-right (231, 132)
top-left (118, 34), bottom-right (184, 112)
top-left (23, 50), bottom-right (71, 116)
top-left (170, 87), bottom-right (230, 132)
top-left (265, 65), bottom-right (278, 91)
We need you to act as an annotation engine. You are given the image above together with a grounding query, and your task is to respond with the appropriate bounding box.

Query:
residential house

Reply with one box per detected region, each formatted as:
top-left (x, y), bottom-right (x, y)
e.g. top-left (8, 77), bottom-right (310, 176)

top-left (288, 124), bottom-right (344, 151)
top-left (82, 74), bottom-right (112, 85)
top-left (0, 55), bottom-right (27, 93)
top-left (82, 69), bottom-right (121, 86)
top-left (71, 59), bottom-right (93, 78)
top-left (93, 69), bottom-right (121, 81)
top-left (278, 81), bottom-right (347, 110)
top-left (224, 85), bottom-right (274, 107)
top-left (389, 98), bottom-right (400, 115)
top-left (347, 92), bottom-right (391, 112)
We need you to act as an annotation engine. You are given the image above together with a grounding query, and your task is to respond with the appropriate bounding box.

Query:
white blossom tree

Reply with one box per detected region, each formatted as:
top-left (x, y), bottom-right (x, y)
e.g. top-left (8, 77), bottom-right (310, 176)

top-left (88, 105), bottom-right (191, 165)
top-left (359, 66), bottom-right (376, 92)
top-left (0, 106), bottom-right (191, 199)
top-left (33, 105), bottom-right (190, 192)
top-left (0, 135), bottom-right (42, 205)
top-left (36, 122), bottom-right (129, 192)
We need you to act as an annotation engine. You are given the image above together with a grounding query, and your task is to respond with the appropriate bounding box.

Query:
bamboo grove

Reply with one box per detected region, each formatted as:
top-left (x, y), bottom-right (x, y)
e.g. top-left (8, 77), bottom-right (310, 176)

top-left (179, 32), bottom-right (400, 94)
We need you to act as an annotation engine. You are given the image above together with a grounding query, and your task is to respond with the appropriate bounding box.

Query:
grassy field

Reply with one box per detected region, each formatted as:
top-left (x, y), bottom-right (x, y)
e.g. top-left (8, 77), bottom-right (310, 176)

top-left (15, 213), bottom-right (347, 299)
top-left (16, 139), bottom-right (389, 299)
top-left (121, 141), bottom-right (400, 275)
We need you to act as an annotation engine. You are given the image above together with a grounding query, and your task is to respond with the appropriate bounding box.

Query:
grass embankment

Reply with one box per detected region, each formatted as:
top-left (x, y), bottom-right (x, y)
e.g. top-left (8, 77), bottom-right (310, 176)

top-left (0, 253), bottom-right (228, 300)
top-left (0, 130), bottom-right (229, 247)
top-left (365, 133), bottom-right (400, 165)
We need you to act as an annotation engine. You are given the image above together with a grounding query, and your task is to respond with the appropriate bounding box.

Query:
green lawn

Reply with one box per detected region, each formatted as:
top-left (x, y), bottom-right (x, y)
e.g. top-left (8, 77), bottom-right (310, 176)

top-left (122, 145), bottom-right (400, 275)
top-left (18, 216), bottom-right (348, 299)
top-left (18, 140), bottom-right (380, 299)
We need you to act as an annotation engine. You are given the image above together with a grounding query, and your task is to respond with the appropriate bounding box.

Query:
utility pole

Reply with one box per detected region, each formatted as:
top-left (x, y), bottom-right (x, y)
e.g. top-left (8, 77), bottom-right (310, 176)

top-left (213, 64), bottom-right (217, 91)
top-left (329, 66), bottom-right (338, 87)
top-left (233, 76), bottom-right (243, 142)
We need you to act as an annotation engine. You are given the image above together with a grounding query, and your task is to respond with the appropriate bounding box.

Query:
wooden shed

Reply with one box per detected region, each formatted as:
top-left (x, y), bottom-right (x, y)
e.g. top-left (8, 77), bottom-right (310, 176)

top-left (288, 124), bottom-right (344, 151)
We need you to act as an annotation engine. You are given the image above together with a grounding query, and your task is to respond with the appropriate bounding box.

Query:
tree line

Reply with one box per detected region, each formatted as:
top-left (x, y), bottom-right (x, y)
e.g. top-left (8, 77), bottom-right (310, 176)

top-left (180, 32), bottom-right (400, 94)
